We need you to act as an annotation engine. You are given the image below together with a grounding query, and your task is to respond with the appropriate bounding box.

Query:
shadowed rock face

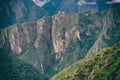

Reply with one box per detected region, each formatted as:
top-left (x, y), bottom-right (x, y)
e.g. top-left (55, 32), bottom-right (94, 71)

top-left (0, 5), bottom-right (120, 79)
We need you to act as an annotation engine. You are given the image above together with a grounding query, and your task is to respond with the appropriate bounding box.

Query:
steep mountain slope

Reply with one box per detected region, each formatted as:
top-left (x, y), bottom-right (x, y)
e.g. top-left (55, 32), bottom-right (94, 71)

top-left (0, 48), bottom-right (46, 80)
top-left (51, 42), bottom-right (120, 80)
top-left (0, 5), bottom-right (120, 79)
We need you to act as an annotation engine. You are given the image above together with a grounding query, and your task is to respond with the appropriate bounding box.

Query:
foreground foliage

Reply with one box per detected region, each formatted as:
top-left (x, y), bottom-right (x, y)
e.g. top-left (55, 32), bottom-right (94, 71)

top-left (51, 42), bottom-right (120, 80)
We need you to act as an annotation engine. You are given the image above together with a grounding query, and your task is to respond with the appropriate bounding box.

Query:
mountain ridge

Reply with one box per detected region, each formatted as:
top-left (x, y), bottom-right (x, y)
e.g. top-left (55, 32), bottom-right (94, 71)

top-left (0, 0), bottom-right (119, 29)
top-left (0, 5), bottom-right (120, 79)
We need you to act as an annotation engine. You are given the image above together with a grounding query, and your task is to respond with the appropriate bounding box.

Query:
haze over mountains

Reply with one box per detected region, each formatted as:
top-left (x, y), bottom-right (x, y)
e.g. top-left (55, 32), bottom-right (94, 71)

top-left (0, 0), bottom-right (120, 80)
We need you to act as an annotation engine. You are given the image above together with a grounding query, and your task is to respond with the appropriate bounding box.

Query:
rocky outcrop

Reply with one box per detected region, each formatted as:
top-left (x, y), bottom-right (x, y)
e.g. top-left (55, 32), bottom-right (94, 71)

top-left (1, 17), bottom-right (52, 54)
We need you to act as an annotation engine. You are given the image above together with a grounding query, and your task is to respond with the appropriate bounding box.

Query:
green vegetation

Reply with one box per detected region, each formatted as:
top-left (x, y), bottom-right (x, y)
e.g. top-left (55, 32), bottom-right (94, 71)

top-left (51, 42), bottom-right (120, 80)
top-left (0, 49), bottom-right (46, 80)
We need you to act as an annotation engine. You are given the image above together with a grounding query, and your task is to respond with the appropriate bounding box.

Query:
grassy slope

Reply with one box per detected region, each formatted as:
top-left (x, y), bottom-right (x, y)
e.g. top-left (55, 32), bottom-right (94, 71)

top-left (51, 42), bottom-right (120, 80)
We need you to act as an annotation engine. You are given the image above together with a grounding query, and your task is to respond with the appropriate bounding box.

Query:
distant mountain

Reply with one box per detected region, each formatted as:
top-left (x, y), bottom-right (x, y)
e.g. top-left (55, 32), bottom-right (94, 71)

top-left (51, 41), bottom-right (120, 80)
top-left (0, 0), bottom-right (119, 29)
top-left (0, 5), bottom-right (120, 79)
top-left (0, 0), bottom-right (62, 29)
top-left (0, 0), bottom-right (46, 29)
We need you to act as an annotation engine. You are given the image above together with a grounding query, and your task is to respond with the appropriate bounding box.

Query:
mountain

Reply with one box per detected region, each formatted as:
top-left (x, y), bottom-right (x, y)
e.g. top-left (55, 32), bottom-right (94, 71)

top-left (0, 0), bottom-right (62, 29)
top-left (50, 41), bottom-right (120, 80)
top-left (0, 0), bottom-right (118, 29)
top-left (0, 48), bottom-right (47, 80)
top-left (0, 17), bottom-right (53, 79)
top-left (0, 5), bottom-right (120, 79)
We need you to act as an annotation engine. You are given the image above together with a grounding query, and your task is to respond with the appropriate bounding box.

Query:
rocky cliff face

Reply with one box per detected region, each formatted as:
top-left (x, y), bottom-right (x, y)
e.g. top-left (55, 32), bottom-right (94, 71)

top-left (52, 10), bottom-right (103, 66)
top-left (0, 17), bottom-right (53, 78)
top-left (1, 17), bottom-right (52, 54)
top-left (0, 5), bottom-right (120, 79)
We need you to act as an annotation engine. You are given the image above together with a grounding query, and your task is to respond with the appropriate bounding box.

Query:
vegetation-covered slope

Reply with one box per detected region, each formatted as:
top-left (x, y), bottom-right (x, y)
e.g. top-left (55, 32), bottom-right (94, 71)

top-left (0, 49), bottom-right (47, 80)
top-left (51, 42), bottom-right (120, 80)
